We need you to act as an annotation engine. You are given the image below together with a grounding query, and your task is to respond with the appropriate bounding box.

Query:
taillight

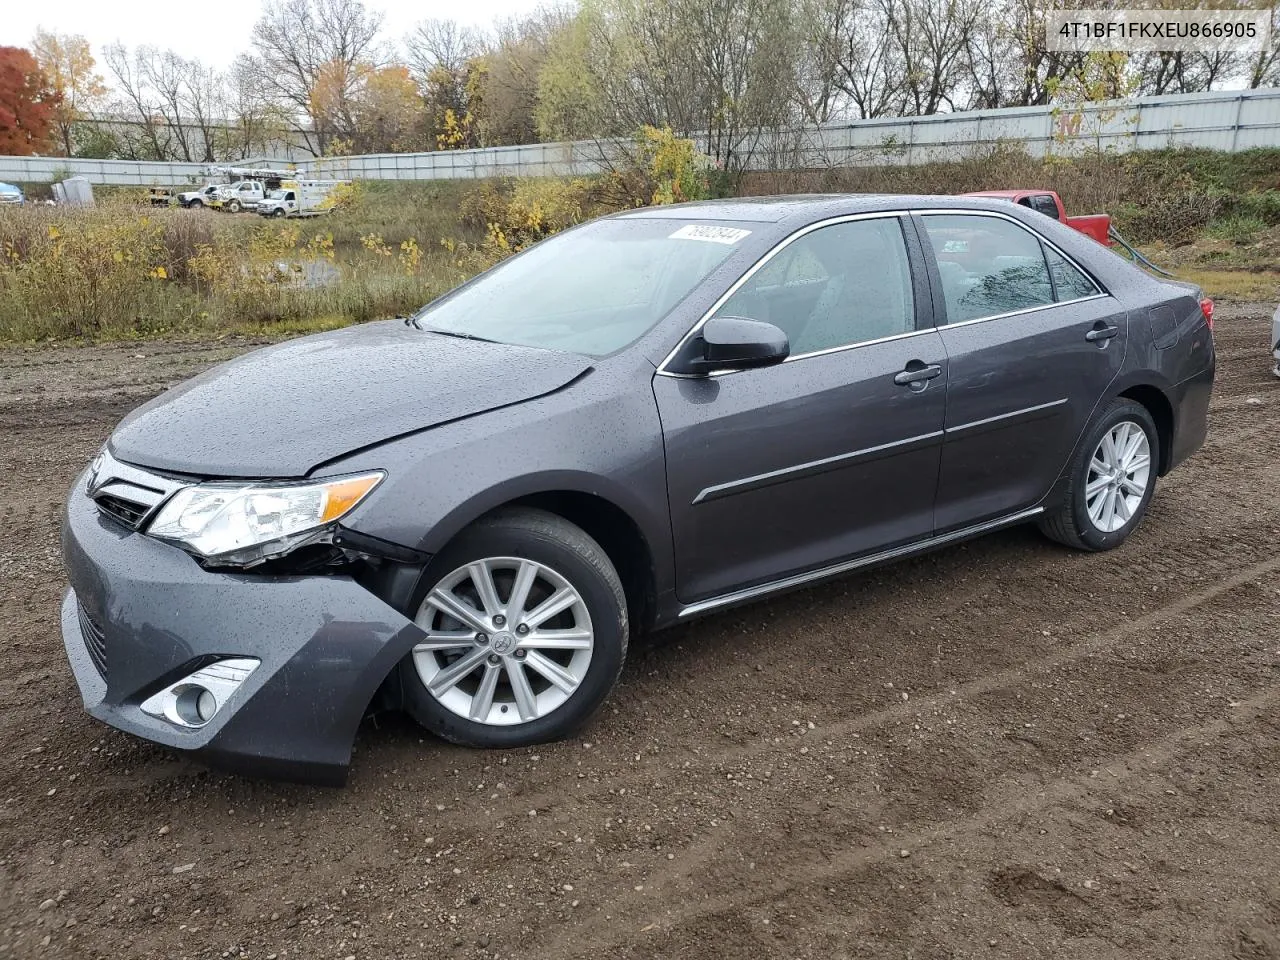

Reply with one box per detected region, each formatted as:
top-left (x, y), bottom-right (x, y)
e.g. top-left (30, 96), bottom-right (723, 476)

top-left (1200, 297), bottom-right (1214, 331)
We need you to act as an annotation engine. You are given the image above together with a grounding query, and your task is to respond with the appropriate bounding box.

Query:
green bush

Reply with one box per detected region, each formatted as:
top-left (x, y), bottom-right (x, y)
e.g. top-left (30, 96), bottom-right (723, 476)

top-left (1205, 213), bottom-right (1268, 244)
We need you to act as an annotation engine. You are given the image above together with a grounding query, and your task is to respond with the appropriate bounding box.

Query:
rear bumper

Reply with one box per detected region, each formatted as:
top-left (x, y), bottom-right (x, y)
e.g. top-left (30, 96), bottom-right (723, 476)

top-left (60, 470), bottom-right (423, 785)
top-left (1167, 346), bottom-right (1215, 474)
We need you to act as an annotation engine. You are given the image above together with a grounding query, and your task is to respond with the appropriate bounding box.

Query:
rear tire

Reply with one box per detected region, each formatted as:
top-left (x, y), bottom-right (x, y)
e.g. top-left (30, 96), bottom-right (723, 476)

top-left (399, 508), bottom-right (628, 748)
top-left (1039, 398), bottom-right (1159, 551)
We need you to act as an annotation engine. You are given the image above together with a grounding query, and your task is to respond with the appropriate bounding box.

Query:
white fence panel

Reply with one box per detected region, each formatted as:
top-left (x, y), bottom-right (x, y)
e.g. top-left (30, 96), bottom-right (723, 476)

top-left (4, 88), bottom-right (1280, 186)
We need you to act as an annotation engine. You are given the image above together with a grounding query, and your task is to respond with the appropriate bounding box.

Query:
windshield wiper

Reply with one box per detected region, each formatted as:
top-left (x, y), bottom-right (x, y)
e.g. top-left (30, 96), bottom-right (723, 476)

top-left (400, 314), bottom-right (501, 344)
top-left (415, 325), bottom-right (500, 344)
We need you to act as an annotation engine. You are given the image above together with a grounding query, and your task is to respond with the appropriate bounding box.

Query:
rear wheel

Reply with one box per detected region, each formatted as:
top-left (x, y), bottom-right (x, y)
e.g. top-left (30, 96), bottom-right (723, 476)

top-left (1039, 398), bottom-right (1159, 551)
top-left (399, 508), bottom-right (628, 748)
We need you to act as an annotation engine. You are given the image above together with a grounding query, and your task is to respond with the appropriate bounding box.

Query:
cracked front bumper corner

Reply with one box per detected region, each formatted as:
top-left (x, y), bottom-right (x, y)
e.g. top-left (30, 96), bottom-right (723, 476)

top-left (60, 475), bottom-right (424, 785)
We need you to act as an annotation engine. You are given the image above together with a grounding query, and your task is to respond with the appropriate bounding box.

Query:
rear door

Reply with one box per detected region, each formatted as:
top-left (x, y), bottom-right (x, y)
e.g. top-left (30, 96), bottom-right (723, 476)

top-left (914, 212), bottom-right (1127, 531)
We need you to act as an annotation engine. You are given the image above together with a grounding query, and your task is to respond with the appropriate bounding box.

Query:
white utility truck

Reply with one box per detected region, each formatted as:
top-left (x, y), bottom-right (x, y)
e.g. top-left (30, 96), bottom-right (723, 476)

top-left (257, 180), bottom-right (349, 218)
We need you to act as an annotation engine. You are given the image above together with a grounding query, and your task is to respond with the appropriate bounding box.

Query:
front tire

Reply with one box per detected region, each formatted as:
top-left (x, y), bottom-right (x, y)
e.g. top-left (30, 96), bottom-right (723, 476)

top-left (227, 200), bottom-right (242, 213)
top-left (1039, 398), bottom-right (1159, 551)
top-left (399, 508), bottom-right (628, 748)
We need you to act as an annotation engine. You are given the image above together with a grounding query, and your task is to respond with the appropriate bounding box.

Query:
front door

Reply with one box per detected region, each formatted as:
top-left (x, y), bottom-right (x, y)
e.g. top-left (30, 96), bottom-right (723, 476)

top-left (654, 215), bottom-right (948, 604)
top-left (914, 212), bottom-right (1128, 531)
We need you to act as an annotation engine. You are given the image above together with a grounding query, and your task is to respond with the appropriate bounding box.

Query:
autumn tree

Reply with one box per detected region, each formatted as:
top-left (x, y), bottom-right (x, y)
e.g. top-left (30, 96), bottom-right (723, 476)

top-left (537, 0), bottom-right (803, 170)
top-left (405, 18), bottom-right (485, 148)
top-left (405, 17), bottom-right (480, 94)
top-left (103, 43), bottom-right (173, 160)
top-left (226, 55), bottom-right (294, 159)
top-left (249, 0), bottom-right (383, 155)
top-left (31, 30), bottom-right (106, 157)
top-left (0, 46), bottom-right (58, 155)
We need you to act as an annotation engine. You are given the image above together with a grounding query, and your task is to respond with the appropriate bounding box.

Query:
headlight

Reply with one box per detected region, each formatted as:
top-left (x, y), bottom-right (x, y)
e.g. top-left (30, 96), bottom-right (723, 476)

top-left (147, 471), bottom-right (384, 566)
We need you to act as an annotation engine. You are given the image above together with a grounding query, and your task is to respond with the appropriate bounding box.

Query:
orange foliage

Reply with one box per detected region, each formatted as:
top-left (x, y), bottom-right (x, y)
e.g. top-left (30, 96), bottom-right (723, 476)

top-left (0, 46), bottom-right (59, 155)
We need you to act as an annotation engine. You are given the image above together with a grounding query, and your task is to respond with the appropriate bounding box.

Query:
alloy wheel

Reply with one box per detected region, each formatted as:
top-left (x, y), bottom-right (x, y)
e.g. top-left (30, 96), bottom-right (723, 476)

top-left (1085, 420), bottom-right (1151, 533)
top-left (412, 557), bottom-right (595, 726)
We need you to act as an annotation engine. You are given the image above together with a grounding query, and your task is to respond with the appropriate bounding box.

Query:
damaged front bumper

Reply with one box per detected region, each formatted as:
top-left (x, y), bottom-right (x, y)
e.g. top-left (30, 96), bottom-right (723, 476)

top-left (60, 471), bottom-right (424, 785)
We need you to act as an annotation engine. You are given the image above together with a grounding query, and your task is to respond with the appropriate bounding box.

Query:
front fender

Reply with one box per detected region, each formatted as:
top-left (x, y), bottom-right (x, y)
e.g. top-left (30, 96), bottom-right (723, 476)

top-left (320, 363), bottom-right (676, 603)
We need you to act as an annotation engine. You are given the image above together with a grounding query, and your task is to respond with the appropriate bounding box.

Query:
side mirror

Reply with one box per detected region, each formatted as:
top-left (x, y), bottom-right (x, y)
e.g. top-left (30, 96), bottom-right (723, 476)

top-left (678, 316), bottom-right (789, 375)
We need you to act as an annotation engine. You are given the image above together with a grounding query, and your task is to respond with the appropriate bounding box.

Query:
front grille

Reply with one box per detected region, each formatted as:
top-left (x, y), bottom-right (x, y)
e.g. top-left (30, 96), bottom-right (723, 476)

top-left (86, 450), bottom-right (187, 532)
top-left (94, 492), bottom-right (151, 529)
top-left (77, 602), bottom-right (107, 678)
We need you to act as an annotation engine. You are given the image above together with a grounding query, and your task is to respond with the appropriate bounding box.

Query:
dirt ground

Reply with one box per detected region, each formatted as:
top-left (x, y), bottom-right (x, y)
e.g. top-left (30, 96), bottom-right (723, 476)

top-left (2, 306), bottom-right (1279, 960)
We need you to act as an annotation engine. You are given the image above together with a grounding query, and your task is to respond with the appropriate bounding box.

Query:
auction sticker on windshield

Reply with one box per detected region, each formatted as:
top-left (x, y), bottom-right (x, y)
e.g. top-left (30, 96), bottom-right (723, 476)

top-left (669, 224), bottom-right (752, 244)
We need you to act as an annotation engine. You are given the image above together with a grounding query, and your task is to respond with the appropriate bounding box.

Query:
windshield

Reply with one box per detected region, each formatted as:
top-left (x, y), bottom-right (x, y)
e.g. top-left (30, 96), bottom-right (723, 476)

top-left (414, 217), bottom-right (754, 356)
top-left (267, 190), bottom-right (286, 199)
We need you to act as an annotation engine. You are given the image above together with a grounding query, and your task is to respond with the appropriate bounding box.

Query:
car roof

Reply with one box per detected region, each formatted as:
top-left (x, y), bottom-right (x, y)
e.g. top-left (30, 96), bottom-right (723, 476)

top-left (616, 193), bottom-right (1033, 224)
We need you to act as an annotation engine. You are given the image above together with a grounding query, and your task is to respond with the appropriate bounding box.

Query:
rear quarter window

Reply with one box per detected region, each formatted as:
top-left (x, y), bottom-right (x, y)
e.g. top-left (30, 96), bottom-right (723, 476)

top-left (1043, 245), bottom-right (1100, 301)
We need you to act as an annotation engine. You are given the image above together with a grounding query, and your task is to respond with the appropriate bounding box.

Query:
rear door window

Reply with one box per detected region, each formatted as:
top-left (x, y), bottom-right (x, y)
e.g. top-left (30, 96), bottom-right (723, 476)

top-left (921, 215), bottom-right (1055, 324)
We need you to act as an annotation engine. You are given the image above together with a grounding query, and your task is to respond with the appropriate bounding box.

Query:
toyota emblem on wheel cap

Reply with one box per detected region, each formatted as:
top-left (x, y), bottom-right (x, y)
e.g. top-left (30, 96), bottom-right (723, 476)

top-left (491, 632), bottom-right (516, 654)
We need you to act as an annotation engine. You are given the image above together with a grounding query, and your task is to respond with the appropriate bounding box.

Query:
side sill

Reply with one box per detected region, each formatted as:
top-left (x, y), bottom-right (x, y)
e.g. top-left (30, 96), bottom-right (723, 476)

top-left (677, 506), bottom-right (1045, 619)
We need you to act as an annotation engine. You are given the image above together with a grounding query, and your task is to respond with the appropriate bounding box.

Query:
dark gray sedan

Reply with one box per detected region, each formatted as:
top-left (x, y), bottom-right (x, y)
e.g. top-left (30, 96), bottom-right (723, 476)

top-left (61, 195), bottom-right (1214, 783)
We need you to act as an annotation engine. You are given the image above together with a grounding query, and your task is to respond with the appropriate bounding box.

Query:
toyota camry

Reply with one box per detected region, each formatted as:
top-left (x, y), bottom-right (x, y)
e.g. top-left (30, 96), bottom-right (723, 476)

top-left (61, 195), bottom-right (1215, 783)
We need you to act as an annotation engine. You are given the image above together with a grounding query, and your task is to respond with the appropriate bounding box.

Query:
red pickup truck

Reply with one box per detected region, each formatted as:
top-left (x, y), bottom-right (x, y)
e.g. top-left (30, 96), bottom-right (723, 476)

top-left (964, 189), bottom-right (1111, 245)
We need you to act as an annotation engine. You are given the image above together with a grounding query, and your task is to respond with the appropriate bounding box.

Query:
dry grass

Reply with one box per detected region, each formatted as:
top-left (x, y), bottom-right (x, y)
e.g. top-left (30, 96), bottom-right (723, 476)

top-left (5, 147), bottom-right (1280, 343)
top-left (744, 145), bottom-right (1280, 246)
top-left (0, 187), bottom-right (471, 343)
top-left (1170, 268), bottom-right (1280, 302)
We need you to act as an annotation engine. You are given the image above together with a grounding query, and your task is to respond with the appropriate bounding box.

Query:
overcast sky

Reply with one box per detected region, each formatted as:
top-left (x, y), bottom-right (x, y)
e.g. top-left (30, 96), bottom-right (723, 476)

top-left (1, 0), bottom-right (547, 68)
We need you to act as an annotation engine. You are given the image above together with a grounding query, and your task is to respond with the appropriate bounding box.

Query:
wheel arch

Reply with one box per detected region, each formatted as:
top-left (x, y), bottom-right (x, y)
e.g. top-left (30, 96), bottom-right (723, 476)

top-left (412, 478), bottom-right (664, 634)
top-left (1116, 382), bottom-right (1174, 475)
top-left (500, 491), bottom-right (657, 632)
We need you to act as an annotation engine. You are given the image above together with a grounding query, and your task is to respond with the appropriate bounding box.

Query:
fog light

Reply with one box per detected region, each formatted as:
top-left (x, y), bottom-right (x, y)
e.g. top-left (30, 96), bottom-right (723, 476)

top-left (197, 688), bottom-right (217, 722)
top-left (140, 658), bottom-right (260, 729)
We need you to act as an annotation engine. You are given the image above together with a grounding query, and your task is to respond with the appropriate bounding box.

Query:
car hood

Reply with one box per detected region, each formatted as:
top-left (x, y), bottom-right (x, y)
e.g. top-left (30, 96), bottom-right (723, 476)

top-left (109, 320), bottom-right (593, 477)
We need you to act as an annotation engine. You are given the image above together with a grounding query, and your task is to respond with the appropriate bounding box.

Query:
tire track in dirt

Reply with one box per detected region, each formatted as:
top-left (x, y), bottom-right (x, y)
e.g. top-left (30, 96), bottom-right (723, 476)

top-left (441, 545), bottom-right (1280, 831)
top-left (538, 570), bottom-right (1280, 958)
top-left (598, 692), bottom-right (1280, 960)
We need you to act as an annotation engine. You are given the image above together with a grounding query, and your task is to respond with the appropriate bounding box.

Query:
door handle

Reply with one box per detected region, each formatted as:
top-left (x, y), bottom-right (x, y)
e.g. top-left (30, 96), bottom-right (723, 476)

top-left (1085, 324), bottom-right (1119, 342)
top-left (893, 362), bottom-right (943, 387)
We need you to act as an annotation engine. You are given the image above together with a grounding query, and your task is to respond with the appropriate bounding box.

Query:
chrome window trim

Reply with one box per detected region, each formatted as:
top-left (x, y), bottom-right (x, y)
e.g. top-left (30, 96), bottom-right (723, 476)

top-left (934, 292), bottom-right (1112, 331)
top-left (655, 211), bottom-right (916, 378)
top-left (784, 325), bottom-right (934, 361)
top-left (656, 206), bottom-right (1115, 379)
